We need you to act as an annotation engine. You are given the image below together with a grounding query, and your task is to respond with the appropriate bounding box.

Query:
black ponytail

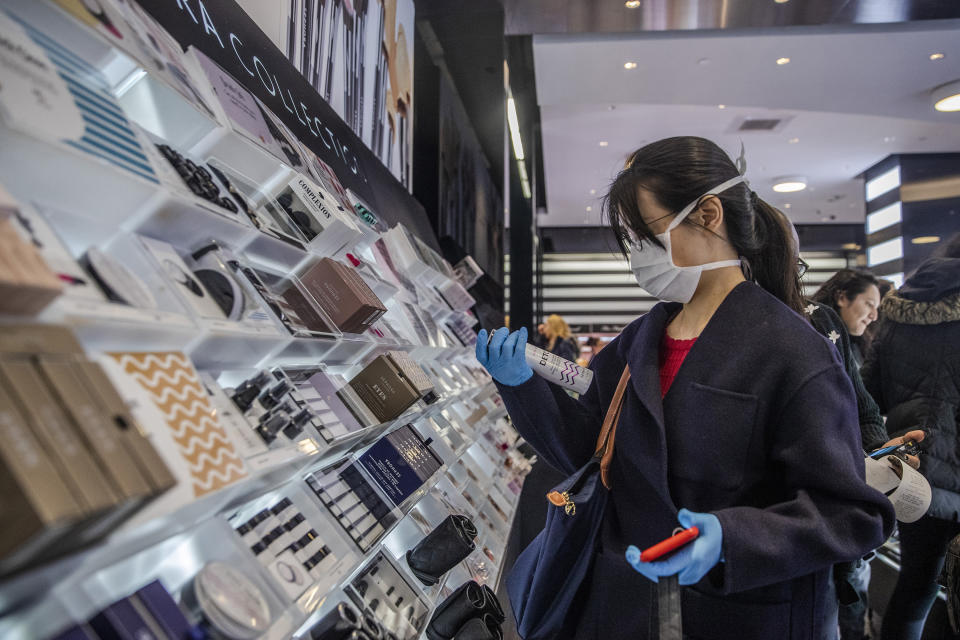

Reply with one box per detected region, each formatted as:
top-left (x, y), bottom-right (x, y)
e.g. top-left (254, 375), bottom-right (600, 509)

top-left (749, 194), bottom-right (806, 315)
top-left (604, 136), bottom-right (806, 315)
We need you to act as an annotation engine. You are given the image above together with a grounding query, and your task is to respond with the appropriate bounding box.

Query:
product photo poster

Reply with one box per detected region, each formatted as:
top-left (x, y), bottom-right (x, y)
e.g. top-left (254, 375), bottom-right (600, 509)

top-left (236, 0), bottom-right (415, 188)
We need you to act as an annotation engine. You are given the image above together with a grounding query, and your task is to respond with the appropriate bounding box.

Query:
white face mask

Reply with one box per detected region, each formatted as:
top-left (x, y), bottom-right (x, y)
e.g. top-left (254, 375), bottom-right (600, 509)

top-left (629, 175), bottom-right (745, 303)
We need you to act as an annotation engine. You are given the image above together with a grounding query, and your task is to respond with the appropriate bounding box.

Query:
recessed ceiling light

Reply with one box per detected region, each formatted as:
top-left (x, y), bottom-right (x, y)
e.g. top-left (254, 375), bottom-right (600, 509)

top-left (776, 57), bottom-right (791, 65)
top-left (624, 61), bottom-right (638, 69)
top-left (911, 235), bottom-right (941, 244)
top-left (599, 141), bottom-right (609, 147)
top-left (625, 0), bottom-right (641, 8)
top-left (930, 53), bottom-right (945, 61)
top-left (717, 104), bottom-right (726, 109)
top-left (775, 0), bottom-right (789, 3)
top-left (586, 206), bottom-right (593, 212)
top-left (783, 203), bottom-right (791, 209)
top-left (933, 80), bottom-right (960, 112)
top-left (841, 243), bottom-right (862, 250)
top-left (788, 137), bottom-right (799, 144)
top-left (772, 176), bottom-right (807, 193)
top-left (884, 136), bottom-right (896, 143)
top-left (589, 189), bottom-right (596, 195)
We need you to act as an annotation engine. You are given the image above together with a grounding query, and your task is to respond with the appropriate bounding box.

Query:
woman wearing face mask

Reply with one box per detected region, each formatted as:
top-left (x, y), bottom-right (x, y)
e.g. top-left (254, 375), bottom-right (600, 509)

top-left (811, 270), bottom-right (882, 368)
top-left (476, 137), bottom-right (894, 640)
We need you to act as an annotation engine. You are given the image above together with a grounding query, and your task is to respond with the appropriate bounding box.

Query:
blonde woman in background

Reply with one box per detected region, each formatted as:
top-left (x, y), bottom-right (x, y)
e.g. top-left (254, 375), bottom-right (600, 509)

top-left (542, 314), bottom-right (579, 362)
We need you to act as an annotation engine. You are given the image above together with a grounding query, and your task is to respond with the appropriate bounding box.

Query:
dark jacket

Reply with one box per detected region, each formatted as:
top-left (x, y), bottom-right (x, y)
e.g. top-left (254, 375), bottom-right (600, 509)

top-left (548, 336), bottom-right (579, 362)
top-left (497, 282), bottom-right (894, 640)
top-left (805, 301), bottom-right (889, 450)
top-left (861, 257), bottom-right (960, 522)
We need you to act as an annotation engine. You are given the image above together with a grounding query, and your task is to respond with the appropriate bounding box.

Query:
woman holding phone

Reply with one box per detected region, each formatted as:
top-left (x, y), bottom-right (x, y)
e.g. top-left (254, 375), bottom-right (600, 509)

top-left (476, 137), bottom-right (895, 640)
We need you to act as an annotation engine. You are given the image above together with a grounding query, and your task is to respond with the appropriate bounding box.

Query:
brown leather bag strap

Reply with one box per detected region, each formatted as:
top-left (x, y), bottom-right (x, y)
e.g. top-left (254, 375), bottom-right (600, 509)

top-left (593, 365), bottom-right (631, 489)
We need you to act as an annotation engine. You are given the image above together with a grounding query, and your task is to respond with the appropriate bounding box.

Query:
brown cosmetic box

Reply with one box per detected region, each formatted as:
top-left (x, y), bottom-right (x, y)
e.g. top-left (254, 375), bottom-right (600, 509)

top-left (299, 258), bottom-right (387, 334)
top-left (347, 352), bottom-right (434, 423)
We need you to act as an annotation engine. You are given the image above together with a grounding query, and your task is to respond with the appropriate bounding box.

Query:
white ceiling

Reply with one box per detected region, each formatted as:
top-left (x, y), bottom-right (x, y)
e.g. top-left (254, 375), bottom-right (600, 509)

top-left (534, 22), bottom-right (960, 226)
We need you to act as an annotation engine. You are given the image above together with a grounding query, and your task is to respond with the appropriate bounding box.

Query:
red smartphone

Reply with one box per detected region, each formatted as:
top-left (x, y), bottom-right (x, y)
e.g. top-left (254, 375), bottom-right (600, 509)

top-left (639, 527), bottom-right (699, 562)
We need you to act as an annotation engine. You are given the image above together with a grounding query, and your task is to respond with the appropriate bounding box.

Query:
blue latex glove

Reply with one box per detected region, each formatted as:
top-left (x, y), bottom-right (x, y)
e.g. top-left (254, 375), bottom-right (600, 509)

top-left (475, 327), bottom-right (533, 386)
top-left (625, 509), bottom-right (724, 586)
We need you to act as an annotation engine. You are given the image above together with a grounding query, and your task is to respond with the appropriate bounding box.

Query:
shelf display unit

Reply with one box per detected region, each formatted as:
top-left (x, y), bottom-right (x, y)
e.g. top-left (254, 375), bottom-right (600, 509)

top-left (0, 2), bottom-right (526, 639)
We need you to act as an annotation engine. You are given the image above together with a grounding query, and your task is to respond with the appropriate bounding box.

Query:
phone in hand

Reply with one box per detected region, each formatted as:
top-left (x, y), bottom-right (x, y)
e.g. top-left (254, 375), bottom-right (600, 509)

top-left (869, 440), bottom-right (920, 459)
top-left (639, 527), bottom-right (699, 562)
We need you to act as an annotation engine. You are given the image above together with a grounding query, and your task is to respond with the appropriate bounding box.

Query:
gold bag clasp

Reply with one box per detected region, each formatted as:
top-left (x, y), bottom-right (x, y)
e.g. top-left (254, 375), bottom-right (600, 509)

top-left (546, 490), bottom-right (576, 516)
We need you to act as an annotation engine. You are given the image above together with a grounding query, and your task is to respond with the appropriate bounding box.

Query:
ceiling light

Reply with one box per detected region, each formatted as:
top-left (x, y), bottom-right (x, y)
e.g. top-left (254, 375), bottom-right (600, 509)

top-left (599, 141), bottom-right (609, 147)
top-left (841, 243), bottom-right (862, 250)
top-left (506, 97), bottom-right (525, 161)
top-left (775, 0), bottom-right (789, 3)
top-left (589, 189), bottom-right (596, 195)
top-left (776, 57), bottom-right (791, 65)
top-left (586, 206), bottom-right (593, 212)
top-left (698, 58), bottom-right (711, 65)
top-left (624, 61), bottom-right (638, 69)
top-left (625, 0), bottom-right (641, 8)
top-left (788, 137), bottom-right (799, 143)
top-left (933, 79), bottom-right (960, 112)
top-left (930, 53), bottom-right (945, 61)
top-left (717, 104), bottom-right (726, 109)
top-left (883, 136), bottom-right (896, 142)
top-left (911, 235), bottom-right (941, 244)
top-left (772, 176), bottom-right (807, 193)
top-left (783, 203), bottom-right (791, 209)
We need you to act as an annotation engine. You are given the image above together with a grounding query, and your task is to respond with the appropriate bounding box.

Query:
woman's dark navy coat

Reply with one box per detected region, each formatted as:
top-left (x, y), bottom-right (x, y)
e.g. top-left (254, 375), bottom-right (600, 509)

top-left (496, 282), bottom-right (895, 640)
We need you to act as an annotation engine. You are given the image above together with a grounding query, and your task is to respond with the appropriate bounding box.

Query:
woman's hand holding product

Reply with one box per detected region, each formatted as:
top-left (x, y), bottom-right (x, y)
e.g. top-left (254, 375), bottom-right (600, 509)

top-left (476, 327), bottom-right (533, 386)
top-left (872, 429), bottom-right (925, 470)
top-left (626, 509), bottom-right (724, 586)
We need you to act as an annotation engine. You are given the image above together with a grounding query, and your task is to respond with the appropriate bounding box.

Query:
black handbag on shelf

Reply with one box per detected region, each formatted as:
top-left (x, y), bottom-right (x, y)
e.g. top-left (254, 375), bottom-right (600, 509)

top-left (478, 584), bottom-right (504, 623)
top-left (454, 613), bottom-right (503, 640)
top-left (406, 514), bottom-right (478, 586)
top-left (505, 366), bottom-right (631, 640)
top-left (427, 580), bottom-right (503, 640)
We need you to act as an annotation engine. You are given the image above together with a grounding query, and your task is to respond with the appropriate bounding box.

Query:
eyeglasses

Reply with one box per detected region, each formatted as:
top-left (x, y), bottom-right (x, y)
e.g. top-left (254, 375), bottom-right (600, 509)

top-left (797, 258), bottom-right (809, 277)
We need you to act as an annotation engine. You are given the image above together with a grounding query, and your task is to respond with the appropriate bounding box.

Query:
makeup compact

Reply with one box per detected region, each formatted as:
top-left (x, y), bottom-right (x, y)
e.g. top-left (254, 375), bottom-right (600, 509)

top-left (139, 237), bottom-right (226, 320)
top-left (83, 247), bottom-right (158, 309)
top-left (184, 562), bottom-right (272, 640)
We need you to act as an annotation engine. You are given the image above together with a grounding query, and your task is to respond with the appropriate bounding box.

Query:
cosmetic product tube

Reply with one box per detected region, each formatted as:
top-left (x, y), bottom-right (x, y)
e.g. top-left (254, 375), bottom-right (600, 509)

top-left (523, 344), bottom-right (593, 395)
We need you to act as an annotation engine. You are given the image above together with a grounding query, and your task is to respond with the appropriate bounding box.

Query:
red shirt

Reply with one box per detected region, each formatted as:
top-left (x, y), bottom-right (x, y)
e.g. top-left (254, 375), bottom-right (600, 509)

top-left (659, 333), bottom-right (697, 397)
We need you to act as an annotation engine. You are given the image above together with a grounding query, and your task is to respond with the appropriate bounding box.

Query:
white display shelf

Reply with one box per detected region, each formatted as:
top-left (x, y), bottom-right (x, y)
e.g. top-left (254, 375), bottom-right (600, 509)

top-left (0, 371), bottom-right (520, 640)
top-left (186, 319), bottom-right (291, 370)
top-left (129, 187), bottom-right (259, 251)
top-left (36, 297), bottom-right (197, 353)
top-left (232, 422), bottom-right (498, 638)
top-left (191, 124), bottom-right (295, 198)
top-left (0, 126), bottom-right (160, 240)
top-left (0, 6), bottom-right (513, 640)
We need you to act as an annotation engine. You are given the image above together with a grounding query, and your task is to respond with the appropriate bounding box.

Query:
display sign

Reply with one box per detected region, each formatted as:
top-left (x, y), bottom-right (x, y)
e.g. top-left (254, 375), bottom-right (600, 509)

top-left (132, 0), bottom-right (438, 249)
top-left (357, 424), bottom-right (441, 507)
